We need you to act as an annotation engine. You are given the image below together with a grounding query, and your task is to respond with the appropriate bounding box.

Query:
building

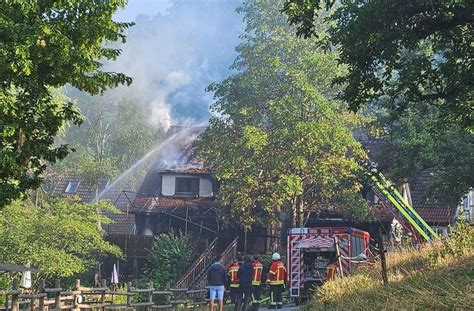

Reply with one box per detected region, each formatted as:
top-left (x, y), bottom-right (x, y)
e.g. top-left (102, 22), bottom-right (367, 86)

top-left (408, 169), bottom-right (460, 236)
top-left (51, 172), bottom-right (136, 235)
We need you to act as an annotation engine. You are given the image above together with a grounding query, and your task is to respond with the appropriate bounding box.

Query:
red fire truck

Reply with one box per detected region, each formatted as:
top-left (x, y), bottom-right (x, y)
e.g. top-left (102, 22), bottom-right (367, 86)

top-left (287, 227), bottom-right (370, 301)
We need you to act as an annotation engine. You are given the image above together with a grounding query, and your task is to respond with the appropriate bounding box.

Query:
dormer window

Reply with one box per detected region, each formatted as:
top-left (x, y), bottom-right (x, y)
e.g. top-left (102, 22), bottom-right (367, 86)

top-left (175, 177), bottom-right (199, 197)
top-left (65, 181), bottom-right (80, 193)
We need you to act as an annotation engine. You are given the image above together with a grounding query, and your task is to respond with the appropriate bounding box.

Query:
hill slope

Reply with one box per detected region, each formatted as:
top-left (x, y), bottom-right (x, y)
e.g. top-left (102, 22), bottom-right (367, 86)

top-left (305, 226), bottom-right (474, 310)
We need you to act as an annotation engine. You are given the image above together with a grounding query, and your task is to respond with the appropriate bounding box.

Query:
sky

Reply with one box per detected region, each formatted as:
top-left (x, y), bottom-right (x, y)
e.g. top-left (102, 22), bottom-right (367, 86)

top-left (114, 0), bottom-right (172, 22)
top-left (97, 0), bottom-right (244, 129)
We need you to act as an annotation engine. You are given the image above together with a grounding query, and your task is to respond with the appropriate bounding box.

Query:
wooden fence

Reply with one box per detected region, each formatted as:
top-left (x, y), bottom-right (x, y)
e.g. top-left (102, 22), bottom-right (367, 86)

top-left (0, 279), bottom-right (208, 311)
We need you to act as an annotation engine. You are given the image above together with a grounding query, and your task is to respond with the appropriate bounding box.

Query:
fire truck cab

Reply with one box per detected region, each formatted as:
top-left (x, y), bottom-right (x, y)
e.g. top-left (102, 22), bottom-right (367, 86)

top-left (287, 227), bottom-right (370, 301)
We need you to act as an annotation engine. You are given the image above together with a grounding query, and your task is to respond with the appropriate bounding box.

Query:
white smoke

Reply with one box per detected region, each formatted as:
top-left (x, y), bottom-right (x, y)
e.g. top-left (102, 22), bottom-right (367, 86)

top-left (101, 0), bottom-right (243, 129)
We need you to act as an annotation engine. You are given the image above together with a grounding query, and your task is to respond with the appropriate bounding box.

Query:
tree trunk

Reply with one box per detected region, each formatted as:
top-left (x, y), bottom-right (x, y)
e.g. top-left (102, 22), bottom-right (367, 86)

top-left (295, 196), bottom-right (304, 227)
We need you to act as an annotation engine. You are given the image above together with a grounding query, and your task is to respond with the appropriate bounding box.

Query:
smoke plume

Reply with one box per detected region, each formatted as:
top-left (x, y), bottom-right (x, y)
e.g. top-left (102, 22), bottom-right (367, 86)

top-left (103, 0), bottom-right (243, 129)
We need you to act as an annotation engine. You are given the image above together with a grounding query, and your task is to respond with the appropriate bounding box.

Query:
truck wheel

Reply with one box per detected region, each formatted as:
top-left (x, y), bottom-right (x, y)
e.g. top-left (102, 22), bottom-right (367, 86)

top-left (295, 297), bottom-right (305, 306)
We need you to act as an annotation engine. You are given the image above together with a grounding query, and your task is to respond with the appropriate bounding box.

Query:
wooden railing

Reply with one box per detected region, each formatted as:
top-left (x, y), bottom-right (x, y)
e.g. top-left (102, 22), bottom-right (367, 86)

top-left (175, 238), bottom-right (218, 289)
top-left (191, 237), bottom-right (239, 290)
top-left (0, 279), bottom-right (208, 311)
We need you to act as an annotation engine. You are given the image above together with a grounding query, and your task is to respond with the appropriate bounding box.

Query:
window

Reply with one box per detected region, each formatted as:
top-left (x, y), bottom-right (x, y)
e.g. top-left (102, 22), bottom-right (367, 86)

top-left (65, 181), bottom-right (80, 193)
top-left (175, 177), bottom-right (200, 197)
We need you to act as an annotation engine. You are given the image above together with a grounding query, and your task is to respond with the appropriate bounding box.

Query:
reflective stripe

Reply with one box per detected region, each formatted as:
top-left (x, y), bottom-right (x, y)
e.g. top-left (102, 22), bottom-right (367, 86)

top-left (252, 264), bottom-right (263, 285)
top-left (270, 292), bottom-right (275, 305)
top-left (269, 262), bottom-right (286, 285)
top-left (228, 265), bottom-right (239, 285)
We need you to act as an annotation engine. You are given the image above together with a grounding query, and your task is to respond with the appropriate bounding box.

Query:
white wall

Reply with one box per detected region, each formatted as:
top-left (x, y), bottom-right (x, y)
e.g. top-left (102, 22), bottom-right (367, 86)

top-left (199, 178), bottom-right (213, 197)
top-left (161, 174), bottom-right (214, 197)
top-left (459, 189), bottom-right (473, 223)
top-left (162, 175), bottom-right (176, 196)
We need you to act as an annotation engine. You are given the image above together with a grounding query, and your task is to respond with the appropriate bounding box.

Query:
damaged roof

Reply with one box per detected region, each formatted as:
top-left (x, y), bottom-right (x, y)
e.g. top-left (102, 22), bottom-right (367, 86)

top-left (131, 196), bottom-right (216, 214)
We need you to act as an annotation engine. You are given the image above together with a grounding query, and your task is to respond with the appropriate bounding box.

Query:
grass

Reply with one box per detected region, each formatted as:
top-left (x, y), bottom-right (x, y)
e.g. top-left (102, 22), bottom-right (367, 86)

top-left (304, 227), bottom-right (474, 310)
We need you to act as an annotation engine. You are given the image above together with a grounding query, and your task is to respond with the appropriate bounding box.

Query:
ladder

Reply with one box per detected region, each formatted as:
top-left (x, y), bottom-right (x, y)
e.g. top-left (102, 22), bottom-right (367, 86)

top-left (367, 166), bottom-right (438, 241)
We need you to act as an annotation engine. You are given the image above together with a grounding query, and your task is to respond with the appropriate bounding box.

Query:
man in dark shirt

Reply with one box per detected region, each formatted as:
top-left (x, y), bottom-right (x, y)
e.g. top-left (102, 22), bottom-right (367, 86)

top-left (208, 255), bottom-right (227, 311)
top-left (235, 256), bottom-right (253, 311)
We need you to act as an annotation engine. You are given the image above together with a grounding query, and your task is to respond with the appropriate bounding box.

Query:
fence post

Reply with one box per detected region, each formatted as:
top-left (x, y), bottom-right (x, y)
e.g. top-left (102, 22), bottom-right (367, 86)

top-left (54, 279), bottom-right (61, 309)
top-left (377, 227), bottom-right (389, 285)
top-left (11, 279), bottom-right (19, 311)
top-left (334, 236), bottom-right (344, 277)
top-left (101, 279), bottom-right (107, 308)
top-left (30, 296), bottom-right (35, 311)
top-left (147, 282), bottom-right (153, 311)
top-left (165, 282), bottom-right (171, 306)
top-left (126, 282), bottom-right (132, 308)
top-left (73, 279), bottom-right (81, 311)
top-left (38, 279), bottom-right (45, 311)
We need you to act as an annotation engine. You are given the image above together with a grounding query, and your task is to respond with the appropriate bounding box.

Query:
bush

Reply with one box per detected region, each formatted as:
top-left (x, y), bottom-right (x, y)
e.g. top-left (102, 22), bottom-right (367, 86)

top-left (147, 232), bottom-right (194, 289)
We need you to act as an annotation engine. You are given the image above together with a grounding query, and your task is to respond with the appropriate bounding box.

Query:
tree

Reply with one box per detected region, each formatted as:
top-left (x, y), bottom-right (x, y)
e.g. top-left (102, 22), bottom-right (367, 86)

top-left (283, 0), bottom-right (473, 129)
top-left (54, 96), bottom-right (164, 193)
top-left (197, 0), bottom-right (368, 230)
top-left (109, 99), bottom-right (164, 172)
top-left (371, 104), bottom-right (474, 205)
top-left (0, 0), bottom-right (133, 207)
top-left (0, 198), bottom-right (122, 281)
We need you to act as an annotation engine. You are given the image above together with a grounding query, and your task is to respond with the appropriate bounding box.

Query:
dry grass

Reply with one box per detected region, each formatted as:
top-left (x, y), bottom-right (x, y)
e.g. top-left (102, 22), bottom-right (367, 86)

top-left (304, 232), bottom-right (474, 310)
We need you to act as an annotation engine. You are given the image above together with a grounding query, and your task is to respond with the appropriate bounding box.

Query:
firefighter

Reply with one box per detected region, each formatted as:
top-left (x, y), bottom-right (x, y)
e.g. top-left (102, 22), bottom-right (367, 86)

top-left (325, 262), bottom-right (338, 281)
top-left (266, 253), bottom-right (286, 309)
top-left (250, 255), bottom-right (263, 311)
top-left (227, 257), bottom-right (241, 305)
top-left (235, 256), bottom-right (253, 311)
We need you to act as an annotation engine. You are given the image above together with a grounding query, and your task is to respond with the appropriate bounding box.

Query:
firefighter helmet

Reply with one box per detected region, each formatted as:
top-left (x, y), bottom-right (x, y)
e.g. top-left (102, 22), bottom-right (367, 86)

top-left (272, 252), bottom-right (280, 260)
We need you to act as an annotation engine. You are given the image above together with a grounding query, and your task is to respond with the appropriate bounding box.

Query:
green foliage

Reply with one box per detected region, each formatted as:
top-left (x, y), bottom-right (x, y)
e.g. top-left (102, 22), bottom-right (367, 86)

top-left (197, 0), bottom-right (368, 229)
top-left (283, 0), bottom-right (473, 129)
top-left (0, 198), bottom-right (122, 281)
top-left (372, 104), bottom-right (474, 204)
top-left (0, 0), bottom-right (133, 207)
top-left (431, 215), bottom-right (474, 261)
top-left (147, 232), bottom-right (194, 289)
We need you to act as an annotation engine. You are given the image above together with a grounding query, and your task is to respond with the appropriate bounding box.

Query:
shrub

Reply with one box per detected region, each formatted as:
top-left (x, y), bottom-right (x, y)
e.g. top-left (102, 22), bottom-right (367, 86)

top-left (147, 232), bottom-right (194, 289)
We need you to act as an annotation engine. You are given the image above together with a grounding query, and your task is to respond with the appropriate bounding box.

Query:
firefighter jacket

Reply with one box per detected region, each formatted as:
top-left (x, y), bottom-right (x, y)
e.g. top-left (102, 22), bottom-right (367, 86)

top-left (266, 260), bottom-right (286, 285)
top-left (251, 260), bottom-right (263, 285)
top-left (227, 263), bottom-right (240, 288)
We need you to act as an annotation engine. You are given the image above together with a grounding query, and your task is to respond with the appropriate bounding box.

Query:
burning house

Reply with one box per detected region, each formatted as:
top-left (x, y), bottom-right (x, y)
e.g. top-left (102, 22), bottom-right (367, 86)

top-left (127, 126), bottom-right (264, 253)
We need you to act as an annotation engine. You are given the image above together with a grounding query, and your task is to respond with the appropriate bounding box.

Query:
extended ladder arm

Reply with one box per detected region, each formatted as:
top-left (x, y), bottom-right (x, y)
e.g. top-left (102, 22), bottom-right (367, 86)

top-left (367, 166), bottom-right (438, 241)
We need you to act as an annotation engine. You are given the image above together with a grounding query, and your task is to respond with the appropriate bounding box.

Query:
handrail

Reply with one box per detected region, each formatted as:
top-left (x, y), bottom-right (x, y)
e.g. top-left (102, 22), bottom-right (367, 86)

top-left (221, 237), bottom-right (239, 268)
top-left (190, 237), bottom-right (239, 289)
top-left (175, 237), bottom-right (218, 288)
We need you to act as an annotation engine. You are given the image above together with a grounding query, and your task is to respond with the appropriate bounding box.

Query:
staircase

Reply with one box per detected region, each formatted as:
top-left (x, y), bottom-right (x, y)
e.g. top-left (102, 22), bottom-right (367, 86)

top-left (191, 237), bottom-right (239, 289)
top-left (175, 237), bottom-right (239, 289)
top-left (368, 169), bottom-right (438, 241)
top-left (175, 237), bottom-right (218, 289)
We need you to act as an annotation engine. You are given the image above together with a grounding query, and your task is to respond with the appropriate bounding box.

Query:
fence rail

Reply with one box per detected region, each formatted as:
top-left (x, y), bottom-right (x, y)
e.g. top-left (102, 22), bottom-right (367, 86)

top-left (0, 279), bottom-right (208, 311)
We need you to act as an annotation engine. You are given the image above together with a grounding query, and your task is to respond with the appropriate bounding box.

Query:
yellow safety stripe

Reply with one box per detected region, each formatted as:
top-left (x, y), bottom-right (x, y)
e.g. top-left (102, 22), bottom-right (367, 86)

top-left (270, 292), bottom-right (275, 305)
top-left (268, 280), bottom-right (284, 285)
